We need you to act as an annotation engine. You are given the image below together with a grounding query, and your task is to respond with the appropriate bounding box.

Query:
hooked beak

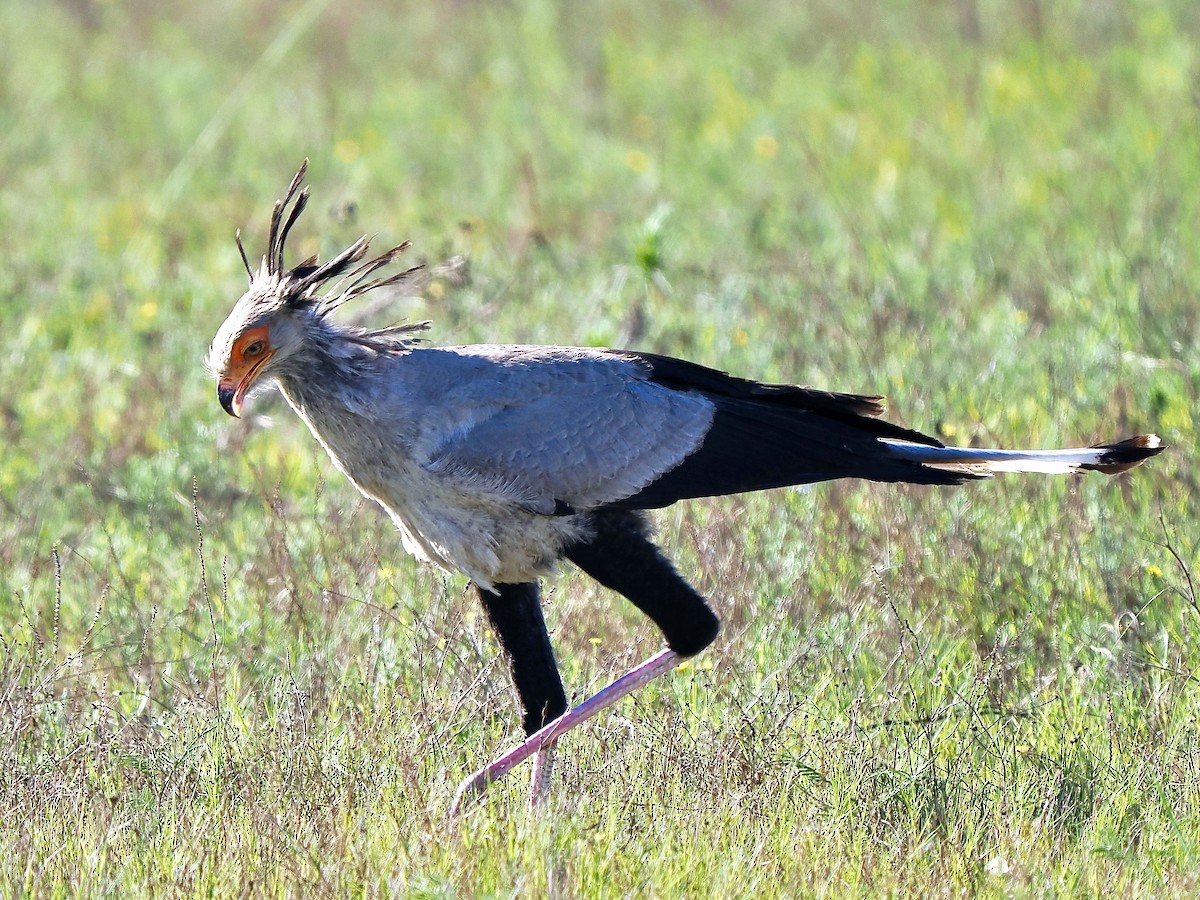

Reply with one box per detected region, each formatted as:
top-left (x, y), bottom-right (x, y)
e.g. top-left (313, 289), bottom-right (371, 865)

top-left (218, 381), bottom-right (239, 417)
top-left (217, 351), bottom-right (273, 418)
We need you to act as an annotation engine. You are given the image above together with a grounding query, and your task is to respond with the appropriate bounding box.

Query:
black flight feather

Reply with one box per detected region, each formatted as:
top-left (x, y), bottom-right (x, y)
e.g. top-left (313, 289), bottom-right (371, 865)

top-left (609, 351), bottom-right (977, 510)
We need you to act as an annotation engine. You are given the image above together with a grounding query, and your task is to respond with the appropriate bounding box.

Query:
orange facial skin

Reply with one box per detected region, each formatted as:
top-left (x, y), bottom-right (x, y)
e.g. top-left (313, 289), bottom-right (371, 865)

top-left (216, 325), bottom-right (273, 418)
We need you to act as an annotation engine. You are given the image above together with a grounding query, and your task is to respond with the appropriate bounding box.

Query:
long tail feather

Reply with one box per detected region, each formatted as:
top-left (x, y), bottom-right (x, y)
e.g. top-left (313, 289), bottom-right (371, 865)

top-left (881, 433), bottom-right (1164, 476)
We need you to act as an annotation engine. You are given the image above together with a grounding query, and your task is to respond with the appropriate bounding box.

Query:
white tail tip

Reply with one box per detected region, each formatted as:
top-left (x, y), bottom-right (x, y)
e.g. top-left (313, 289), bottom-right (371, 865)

top-left (881, 433), bottom-right (1165, 476)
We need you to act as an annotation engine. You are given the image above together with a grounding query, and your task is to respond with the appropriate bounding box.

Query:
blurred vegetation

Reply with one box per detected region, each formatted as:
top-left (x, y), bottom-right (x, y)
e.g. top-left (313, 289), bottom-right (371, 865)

top-left (0, 0), bottom-right (1197, 896)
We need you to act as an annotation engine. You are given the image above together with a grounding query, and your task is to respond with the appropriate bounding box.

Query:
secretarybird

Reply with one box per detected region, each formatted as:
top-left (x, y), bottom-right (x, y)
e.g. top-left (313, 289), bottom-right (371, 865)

top-left (207, 163), bottom-right (1164, 813)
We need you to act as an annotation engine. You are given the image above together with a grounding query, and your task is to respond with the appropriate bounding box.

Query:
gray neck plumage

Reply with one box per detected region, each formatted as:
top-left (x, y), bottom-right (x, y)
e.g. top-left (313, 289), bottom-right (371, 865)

top-left (275, 317), bottom-right (382, 418)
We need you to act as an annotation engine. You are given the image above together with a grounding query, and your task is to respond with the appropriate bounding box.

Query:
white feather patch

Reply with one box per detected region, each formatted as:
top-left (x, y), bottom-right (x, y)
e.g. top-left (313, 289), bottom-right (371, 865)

top-left (880, 439), bottom-right (1112, 475)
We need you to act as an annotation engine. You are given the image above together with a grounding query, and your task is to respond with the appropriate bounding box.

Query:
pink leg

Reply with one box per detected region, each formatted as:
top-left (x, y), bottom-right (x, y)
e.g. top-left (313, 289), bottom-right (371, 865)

top-left (452, 648), bottom-right (682, 814)
top-left (529, 744), bottom-right (555, 809)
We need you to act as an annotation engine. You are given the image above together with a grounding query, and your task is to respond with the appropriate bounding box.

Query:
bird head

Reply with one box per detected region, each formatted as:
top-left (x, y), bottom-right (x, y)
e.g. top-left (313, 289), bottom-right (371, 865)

top-left (207, 160), bottom-right (424, 417)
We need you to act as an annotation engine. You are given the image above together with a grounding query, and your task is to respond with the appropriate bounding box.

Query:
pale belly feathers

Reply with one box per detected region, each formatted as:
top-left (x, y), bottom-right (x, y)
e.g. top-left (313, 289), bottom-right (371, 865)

top-left (357, 461), bottom-right (589, 589)
top-left (288, 396), bottom-right (589, 589)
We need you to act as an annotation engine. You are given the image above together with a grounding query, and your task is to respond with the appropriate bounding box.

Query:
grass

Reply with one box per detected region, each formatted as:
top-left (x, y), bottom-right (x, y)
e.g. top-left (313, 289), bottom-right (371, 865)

top-left (2, 0), bottom-right (1198, 895)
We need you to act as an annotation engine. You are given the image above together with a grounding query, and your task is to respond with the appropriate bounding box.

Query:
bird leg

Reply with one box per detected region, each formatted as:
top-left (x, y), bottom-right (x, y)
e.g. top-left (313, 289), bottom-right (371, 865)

top-left (528, 741), bottom-right (555, 809)
top-left (452, 647), bottom-right (682, 814)
top-left (564, 510), bottom-right (721, 659)
top-left (453, 511), bottom-right (719, 814)
top-left (472, 582), bottom-right (568, 810)
top-left (477, 582), bottom-right (569, 736)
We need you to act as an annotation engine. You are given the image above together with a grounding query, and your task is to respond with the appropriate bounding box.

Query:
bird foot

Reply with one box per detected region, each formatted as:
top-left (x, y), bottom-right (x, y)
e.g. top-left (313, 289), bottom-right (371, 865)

top-left (451, 648), bottom-right (683, 815)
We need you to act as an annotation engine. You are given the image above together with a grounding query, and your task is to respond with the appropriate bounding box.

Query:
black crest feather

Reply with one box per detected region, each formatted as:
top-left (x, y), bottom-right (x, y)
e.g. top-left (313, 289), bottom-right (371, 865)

top-left (245, 161), bottom-right (426, 318)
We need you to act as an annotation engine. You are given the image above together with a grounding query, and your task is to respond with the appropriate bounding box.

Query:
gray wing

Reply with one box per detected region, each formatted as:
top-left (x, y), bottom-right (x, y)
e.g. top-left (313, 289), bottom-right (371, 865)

top-left (414, 347), bottom-right (714, 513)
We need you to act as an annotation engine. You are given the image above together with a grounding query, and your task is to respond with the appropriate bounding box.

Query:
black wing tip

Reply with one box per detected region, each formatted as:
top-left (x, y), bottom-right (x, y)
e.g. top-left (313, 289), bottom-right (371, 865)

top-left (1084, 434), bottom-right (1166, 474)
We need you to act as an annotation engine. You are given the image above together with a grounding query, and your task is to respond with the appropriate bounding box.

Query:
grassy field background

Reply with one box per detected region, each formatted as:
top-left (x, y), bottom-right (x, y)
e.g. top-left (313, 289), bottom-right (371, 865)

top-left (2, 0), bottom-right (1198, 895)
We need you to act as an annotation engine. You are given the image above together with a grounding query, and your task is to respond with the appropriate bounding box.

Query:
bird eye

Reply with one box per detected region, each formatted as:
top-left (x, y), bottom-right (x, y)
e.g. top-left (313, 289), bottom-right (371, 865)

top-left (243, 339), bottom-right (266, 358)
